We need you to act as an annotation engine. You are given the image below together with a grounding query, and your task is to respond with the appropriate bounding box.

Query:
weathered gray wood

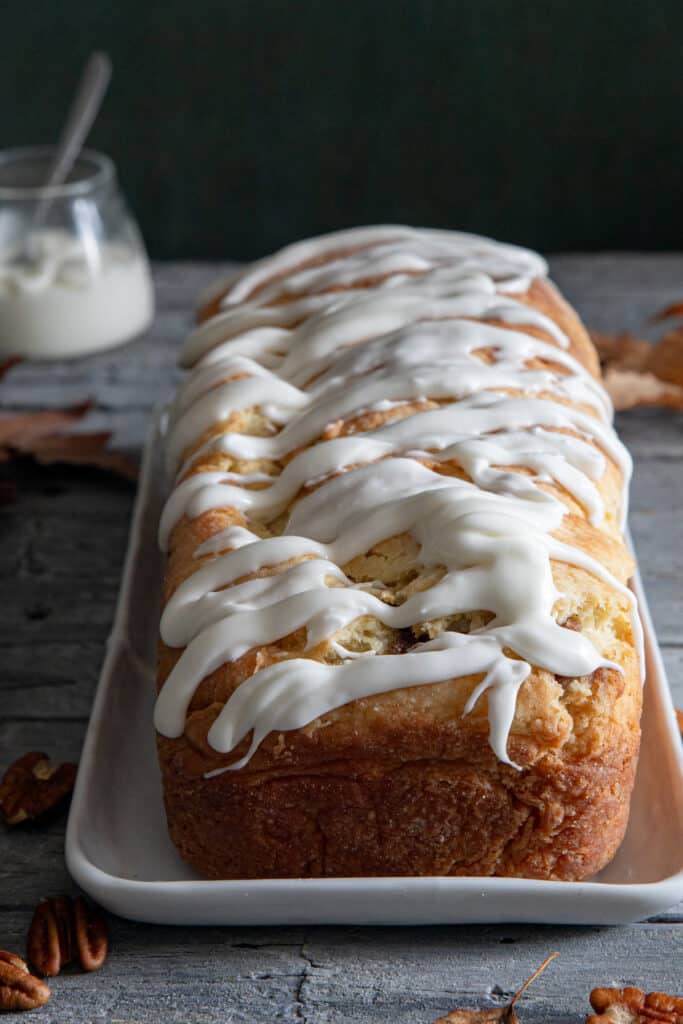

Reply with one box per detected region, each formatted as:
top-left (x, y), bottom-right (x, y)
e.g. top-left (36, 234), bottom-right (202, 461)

top-left (293, 925), bottom-right (682, 1023)
top-left (550, 252), bottom-right (683, 336)
top-left (1, 256), bottom-right (682, 1024)
top-left (0, 579), bottom-right (123, 642)
top-left (2, 645), bottom-right (100, 719)
top-left (0, 909), bottom-right (680, 1024)
top-left (1, 719), bottom-right (87, 767)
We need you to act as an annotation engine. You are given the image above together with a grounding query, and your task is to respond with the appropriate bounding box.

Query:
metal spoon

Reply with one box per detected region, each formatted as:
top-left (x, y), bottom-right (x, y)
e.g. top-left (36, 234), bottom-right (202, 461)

top-left (29, 51), bottom-right (112, 251)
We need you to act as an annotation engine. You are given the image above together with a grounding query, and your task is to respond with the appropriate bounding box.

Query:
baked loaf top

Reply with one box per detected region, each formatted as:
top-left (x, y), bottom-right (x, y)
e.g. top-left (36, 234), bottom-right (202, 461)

top-left (155, 226), bottom-right (642, 782)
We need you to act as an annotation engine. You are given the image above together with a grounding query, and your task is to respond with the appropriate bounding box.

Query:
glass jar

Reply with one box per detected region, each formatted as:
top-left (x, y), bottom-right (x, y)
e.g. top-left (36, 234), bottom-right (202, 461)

top-left (0, 146), bottom-right (154, 360)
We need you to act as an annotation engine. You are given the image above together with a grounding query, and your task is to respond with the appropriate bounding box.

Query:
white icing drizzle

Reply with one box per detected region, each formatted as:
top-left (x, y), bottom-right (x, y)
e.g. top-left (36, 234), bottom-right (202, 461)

top-left (181, 263), bottom-right (564, 370)
top-left (191, 524), bottom-right (257, 559)
top-left (155, 226), bottom-right (640, 774)
top-left (203, 635), bottom-right (535, 773)
top-left (165, 320), bottom-right (615, 472)
top-left (221, 226), bottom-right (548, 306)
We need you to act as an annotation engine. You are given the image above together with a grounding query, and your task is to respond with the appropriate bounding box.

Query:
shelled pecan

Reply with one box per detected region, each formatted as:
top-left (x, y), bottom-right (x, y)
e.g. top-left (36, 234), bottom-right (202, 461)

top-left (27, 896), bottom-right (75, 977)
top-left (588, 988), bottom-right (683, 1024)
top-left (27, 895), bottom-right (108, 977)
top-left (0, 950), bottom-right (50, 1012)
top-left (73, 897), bottom-right (108, 972)
top-left (0, 752), bottom-right (77, 826)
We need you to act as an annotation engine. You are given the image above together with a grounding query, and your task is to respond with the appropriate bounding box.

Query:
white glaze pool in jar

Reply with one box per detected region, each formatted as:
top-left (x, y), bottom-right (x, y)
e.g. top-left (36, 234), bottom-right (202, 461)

top-left (0, 147), bottom-right (154, 360)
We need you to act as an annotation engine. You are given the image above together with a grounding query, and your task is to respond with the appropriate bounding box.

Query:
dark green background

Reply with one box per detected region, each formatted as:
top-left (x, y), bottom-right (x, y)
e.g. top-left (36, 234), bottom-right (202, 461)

top-left (3, 1), bottom-right (682, 259)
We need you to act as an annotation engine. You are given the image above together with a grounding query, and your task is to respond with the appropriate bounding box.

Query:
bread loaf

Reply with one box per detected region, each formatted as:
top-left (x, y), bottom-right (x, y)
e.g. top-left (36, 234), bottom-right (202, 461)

top-left (155, 226), bottom-right (642, 880)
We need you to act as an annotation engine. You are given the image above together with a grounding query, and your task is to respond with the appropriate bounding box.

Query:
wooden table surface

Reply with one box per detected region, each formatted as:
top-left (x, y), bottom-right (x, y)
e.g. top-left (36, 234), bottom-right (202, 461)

top-left (1, 256), bottom-right (682, 1023)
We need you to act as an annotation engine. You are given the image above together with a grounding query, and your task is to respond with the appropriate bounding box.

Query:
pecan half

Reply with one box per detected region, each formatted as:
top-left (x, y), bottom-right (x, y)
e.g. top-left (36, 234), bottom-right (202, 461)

top-left (588, 988), bottom-right (683, 1024)
top-left (27, 895), bottom-right (108, 977)
top-left (27, 896), bottom-right (75, 977)
top-left (73, 896), bottom-right (108, 972)
top-left (0, 950), bottom-right (50, 1011)
top-left (0, 752), bottom-right (77, 826)
top-left (0, 951), bottom-right (29, 973)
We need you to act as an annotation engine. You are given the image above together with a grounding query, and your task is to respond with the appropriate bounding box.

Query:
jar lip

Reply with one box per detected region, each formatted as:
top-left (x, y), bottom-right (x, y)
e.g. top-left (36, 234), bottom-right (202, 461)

top-left (0, 146), bottom-right (115, 200)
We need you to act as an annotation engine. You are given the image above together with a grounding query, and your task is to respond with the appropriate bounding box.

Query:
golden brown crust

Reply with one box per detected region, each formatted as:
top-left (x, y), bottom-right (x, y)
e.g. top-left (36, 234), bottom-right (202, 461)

top-left (157, 235), bottom-right (642, 881)
top-left (157, 727), bottom-right (638, 880)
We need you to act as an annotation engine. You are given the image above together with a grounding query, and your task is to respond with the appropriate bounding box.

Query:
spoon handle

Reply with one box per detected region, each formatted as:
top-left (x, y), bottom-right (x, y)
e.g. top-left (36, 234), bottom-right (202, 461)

top-left (44, 51), bottom-right (112, 192)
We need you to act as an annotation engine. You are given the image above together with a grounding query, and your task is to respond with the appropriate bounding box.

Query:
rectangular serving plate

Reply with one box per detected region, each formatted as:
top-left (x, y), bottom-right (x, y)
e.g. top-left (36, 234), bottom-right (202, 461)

top-left (65, 415), bottom-right (683, 925)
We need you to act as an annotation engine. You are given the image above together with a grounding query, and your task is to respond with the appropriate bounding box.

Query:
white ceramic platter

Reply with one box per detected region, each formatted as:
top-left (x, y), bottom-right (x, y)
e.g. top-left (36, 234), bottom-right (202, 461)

top-left (65, 416), bottom-right (683, 925)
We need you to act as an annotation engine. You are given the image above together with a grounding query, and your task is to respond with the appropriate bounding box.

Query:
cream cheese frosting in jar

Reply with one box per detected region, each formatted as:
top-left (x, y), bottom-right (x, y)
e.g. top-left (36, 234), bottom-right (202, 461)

top-left (0, 147), bottom-right (154, 360)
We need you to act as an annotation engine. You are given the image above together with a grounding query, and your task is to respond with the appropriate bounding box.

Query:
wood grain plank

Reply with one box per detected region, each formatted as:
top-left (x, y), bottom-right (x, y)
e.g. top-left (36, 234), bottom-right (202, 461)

top-left (0, 580), bottom-right (122, 642)
top-left (297, 925), bottom-right (683, 1023)
top-left (550, 253), bottom-right (683, 336)
top-left (0, 719), bottom-right (87, 767)
top-left (616, 410), bottom-right (683, 460)
top-left (1, 641), bottom-right (104, 718)
top-left (0, 912), bottom-right (305, 1024)
top-left (0, 912), bottom-right (680, 1024)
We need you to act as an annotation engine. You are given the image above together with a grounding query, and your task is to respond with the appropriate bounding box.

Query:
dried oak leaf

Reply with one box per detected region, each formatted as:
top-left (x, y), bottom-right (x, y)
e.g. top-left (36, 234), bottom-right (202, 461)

top-left (651, 302), bottom-right (683, 324)
top-left (590, 331), bottom-right (651, 373)
top-left (601, 368), bottom-right (683, 413)
top-left (587, 987), bottom-right (683, 1024)
top-left (0, 357), bottom-right (21, 381)
top-left (24, 429), bottom-right (139, 479)
top-left (434, 953), bottom-right (558, 1024)
top-left (436, 1009), bottom-right (519, 1024)
top-left (589, 325), bottom-right (683, 411)
top-left (646, 327), bottom-right (683, 389)
top-left (0, 400), bottom-right (92, 455)
top-left (0, 400), bottom-right (137, 481)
